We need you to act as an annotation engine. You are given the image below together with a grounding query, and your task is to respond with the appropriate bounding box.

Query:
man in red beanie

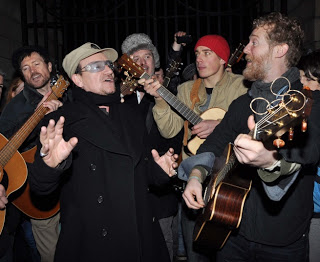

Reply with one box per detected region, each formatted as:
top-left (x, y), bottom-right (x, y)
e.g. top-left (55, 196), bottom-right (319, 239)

top-left (142, 34), bottom-right (248, 261)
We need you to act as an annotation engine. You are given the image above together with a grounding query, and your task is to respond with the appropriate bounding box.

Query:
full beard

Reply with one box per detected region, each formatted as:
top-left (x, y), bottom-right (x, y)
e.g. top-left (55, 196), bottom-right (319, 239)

top-left (243, 54), bottom-right (270, 82)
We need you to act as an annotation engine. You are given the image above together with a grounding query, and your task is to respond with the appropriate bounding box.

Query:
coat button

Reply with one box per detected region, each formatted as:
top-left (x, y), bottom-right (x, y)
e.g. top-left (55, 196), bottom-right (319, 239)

top-left (90, 164), bottom-right (96, 171)
top-left (101, 228), bottom-right (107, 237)
top-left (97, 195), bottom-right (103, 204)
top-left (144, 157), bottom-right (148, 161)
top-left (152, 217), bottom-right (155, 222)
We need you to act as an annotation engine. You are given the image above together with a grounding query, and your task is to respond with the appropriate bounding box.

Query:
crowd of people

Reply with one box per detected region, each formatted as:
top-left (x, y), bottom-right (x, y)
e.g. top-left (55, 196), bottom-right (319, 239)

top-left (0, 11), bottom-right (319, 262)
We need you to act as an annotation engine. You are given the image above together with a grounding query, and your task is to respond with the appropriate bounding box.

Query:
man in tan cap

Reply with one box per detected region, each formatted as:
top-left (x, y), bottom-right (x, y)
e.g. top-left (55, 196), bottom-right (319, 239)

top-left (28, 42), bottom-right (179, 262)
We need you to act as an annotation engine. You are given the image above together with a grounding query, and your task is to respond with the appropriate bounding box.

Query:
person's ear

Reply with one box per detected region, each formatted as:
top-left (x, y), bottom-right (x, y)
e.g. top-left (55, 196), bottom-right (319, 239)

top-left (220, 58), bottom-right (226, 66)
top-left (48, 62), bottom-right (52, 73)
top-left (72, 74), bottom-right (83, 87)
top-left (274, 43), bottom-right (289, 58)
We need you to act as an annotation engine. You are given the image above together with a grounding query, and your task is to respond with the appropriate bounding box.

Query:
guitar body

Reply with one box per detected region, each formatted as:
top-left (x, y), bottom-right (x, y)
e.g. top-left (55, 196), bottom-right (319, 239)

top-left (193, 144), bottom-right (252, 249)
top-left (0, 133), bottom-right (28, 233)
top-left (187, 107), bottom-right (226, 155)
top-left (0, 75), bottom-right (67, 233)
top-left (12, 147), bottom-right (60, 219)
top-left (0, 132), bottom-right (59, 225)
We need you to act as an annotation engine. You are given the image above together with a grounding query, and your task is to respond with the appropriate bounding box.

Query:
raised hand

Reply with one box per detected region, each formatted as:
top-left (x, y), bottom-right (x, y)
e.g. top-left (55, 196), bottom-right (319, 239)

top-left (39, 116), bottom-right (78, 168)
top-left (152, 148), bottom-right (179, 177)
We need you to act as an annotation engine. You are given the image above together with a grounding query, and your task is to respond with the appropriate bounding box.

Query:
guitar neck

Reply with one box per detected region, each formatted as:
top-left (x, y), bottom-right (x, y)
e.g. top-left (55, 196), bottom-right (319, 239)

top-left (214, 151), bottom-right (238, 185)
top-left (212, 129), bottom-right (255, 186)
top-left (0, 92), bottom-right (58, 167)
top-left (141, 72), bottom-right (202, 126)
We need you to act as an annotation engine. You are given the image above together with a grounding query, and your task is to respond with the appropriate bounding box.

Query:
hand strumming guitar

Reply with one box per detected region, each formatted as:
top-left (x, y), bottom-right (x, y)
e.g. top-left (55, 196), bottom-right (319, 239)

top-left (191, 119), bottom-right (221, 139)
top-left (39, 116), bottom-right (78, 168)
top-left (182, 168), bottom-right (205, 209)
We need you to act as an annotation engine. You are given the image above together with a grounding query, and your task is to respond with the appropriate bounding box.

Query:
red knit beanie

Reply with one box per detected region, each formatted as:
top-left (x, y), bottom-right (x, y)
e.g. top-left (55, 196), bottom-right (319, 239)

top-left (194, 35), bottom-right (230, 63)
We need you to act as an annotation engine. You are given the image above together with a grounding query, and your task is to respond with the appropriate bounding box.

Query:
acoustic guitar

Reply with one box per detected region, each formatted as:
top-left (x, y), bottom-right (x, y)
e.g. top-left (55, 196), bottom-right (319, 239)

top-left (120, 55), bottom-right (182, 100)
top-left (227, 42), bottom-right (245, 69)
top-left (193, 89), bottom-right (313, 249)
top-left (0, 75), bottom-right (69, 234)
top-left (118, 54), bottom-right (226, 155)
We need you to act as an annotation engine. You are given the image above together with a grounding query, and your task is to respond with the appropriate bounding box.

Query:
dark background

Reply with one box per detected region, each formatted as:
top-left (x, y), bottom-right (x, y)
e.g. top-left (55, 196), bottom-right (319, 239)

top-left (19, 0), bottom-right (290, 74)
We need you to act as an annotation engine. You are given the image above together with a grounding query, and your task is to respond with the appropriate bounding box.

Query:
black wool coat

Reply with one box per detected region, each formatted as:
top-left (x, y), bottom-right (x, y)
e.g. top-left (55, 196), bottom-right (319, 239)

top-left (29, 88), bottom-right (171, 262)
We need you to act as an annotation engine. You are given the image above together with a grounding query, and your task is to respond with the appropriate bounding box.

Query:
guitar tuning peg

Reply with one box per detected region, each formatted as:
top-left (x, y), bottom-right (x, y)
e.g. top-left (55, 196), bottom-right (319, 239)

top-left (288, 127), bottom-right (294, 141)
top-left (301, 119), bottom-right (307, 132)
top-left (273, 138), bottom-right (285, 148)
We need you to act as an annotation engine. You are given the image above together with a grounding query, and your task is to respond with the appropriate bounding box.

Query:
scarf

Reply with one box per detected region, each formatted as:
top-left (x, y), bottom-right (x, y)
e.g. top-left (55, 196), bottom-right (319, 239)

top-left (249, 67), bottom-right (301, 122)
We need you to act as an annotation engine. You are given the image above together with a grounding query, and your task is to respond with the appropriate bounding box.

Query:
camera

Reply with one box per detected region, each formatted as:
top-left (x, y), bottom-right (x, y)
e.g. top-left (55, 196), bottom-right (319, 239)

top-left (176, 35), bottom-right (192, 44)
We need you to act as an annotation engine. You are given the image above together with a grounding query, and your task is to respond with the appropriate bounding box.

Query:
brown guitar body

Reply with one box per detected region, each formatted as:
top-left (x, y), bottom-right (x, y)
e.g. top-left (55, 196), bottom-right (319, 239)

top-left (13, 147), bottom-right (60, 219)
top-left (0, 134), bottom-right (60, 233)
top-left (193, 144), bottom-right (252, 249)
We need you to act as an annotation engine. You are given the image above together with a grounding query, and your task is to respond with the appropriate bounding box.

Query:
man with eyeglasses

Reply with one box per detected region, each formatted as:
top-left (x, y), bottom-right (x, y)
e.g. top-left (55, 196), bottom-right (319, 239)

top-left (0, 46), bottom-right (63, 261)
top-left (27, 42), bottom-right (178, 262)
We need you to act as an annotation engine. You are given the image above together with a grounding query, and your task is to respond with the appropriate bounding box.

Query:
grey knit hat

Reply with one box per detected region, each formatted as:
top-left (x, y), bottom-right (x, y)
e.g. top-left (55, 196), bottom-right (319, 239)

top-left (121, 33), bottom-right (160, 68)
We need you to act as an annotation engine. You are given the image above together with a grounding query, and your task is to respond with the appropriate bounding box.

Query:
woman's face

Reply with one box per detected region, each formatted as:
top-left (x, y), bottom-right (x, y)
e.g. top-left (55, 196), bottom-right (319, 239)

top-left (300, 70), bottom-right (320, 91)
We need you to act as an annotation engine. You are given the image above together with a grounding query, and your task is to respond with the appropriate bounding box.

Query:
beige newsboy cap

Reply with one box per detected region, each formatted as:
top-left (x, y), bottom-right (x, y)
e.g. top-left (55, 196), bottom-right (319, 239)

top-left (62, 42), bottom-right (118, 78)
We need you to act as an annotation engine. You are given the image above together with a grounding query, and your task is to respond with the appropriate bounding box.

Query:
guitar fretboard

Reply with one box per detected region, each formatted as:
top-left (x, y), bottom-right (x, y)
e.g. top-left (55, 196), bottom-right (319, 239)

top-left (141, 73), bottom-right (202, 126)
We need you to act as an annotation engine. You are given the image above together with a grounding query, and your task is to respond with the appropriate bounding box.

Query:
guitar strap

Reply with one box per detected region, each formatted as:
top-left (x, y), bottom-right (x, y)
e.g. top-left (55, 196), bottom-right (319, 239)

top-left (183, 78), bottom-right (202, 146)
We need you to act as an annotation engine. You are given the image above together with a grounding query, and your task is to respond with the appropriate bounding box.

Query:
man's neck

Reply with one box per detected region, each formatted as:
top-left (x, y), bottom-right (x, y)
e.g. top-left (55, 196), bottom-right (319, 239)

top-left (203, 67), bottom-right (225, 88)
top-left (262, 63), bottom-right (289, 83)
top-left (36, 84), bottom-right (51, 96)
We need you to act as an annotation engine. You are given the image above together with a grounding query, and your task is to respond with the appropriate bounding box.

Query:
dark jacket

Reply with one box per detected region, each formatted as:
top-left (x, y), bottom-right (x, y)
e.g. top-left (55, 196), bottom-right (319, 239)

top-left (29, 87), bottom-right (171, 262)
top-left (198, 68), bottom-right (320, 246)
top-left (125, 93), bottom-right (182, 219)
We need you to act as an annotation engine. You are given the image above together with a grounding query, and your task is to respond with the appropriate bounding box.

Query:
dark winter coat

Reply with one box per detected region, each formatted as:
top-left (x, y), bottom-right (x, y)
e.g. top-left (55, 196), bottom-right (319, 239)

top-left (29, 87), bottom-right (171, 262)
top-left (198, 68), bottom-right (320, 246)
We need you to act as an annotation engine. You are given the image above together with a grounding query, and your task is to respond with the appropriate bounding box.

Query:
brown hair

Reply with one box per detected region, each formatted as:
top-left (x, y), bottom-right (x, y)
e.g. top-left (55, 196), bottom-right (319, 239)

top-left (253, 12), bottom-right (304, 68)
top-left (6, 76), bottom-right (24, 104)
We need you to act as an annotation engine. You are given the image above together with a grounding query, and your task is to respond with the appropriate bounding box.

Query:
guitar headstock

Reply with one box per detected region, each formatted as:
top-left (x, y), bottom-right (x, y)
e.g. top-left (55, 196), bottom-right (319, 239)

top-left (227, 42), bottom-right (245, 68)
top-left (117, 53), bottom-right (146, 79)
top-left (254, 90), bottom-right (312, 148)
top-left (120, 71), bottom-right (140, 96)
top-left (165, 57), bottom-right (182, 78)
top-left (50, 75), bottom-right (70, 99)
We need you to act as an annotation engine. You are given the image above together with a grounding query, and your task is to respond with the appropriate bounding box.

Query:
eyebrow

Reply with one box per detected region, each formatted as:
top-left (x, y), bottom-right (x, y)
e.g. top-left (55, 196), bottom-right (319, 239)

top-left (195, 48), bottom-right (212, 52)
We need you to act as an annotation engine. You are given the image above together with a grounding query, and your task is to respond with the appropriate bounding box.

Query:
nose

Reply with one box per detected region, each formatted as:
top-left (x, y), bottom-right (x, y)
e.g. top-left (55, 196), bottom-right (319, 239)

top-left (103, 63), bottom-right (113, 74)
top-left (243, 43), bottom-right (250, 54)
top-left (138, 57), bottom-right (146, 67)
top-left (196, 54), bottom-right (203, 63)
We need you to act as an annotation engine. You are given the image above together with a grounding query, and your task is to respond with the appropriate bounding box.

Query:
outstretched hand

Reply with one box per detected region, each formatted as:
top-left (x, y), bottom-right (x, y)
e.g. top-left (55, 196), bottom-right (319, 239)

top-left (39, 116), bottom-right (78, 168)
top-left (152, 148), bottom-right (179, 177)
